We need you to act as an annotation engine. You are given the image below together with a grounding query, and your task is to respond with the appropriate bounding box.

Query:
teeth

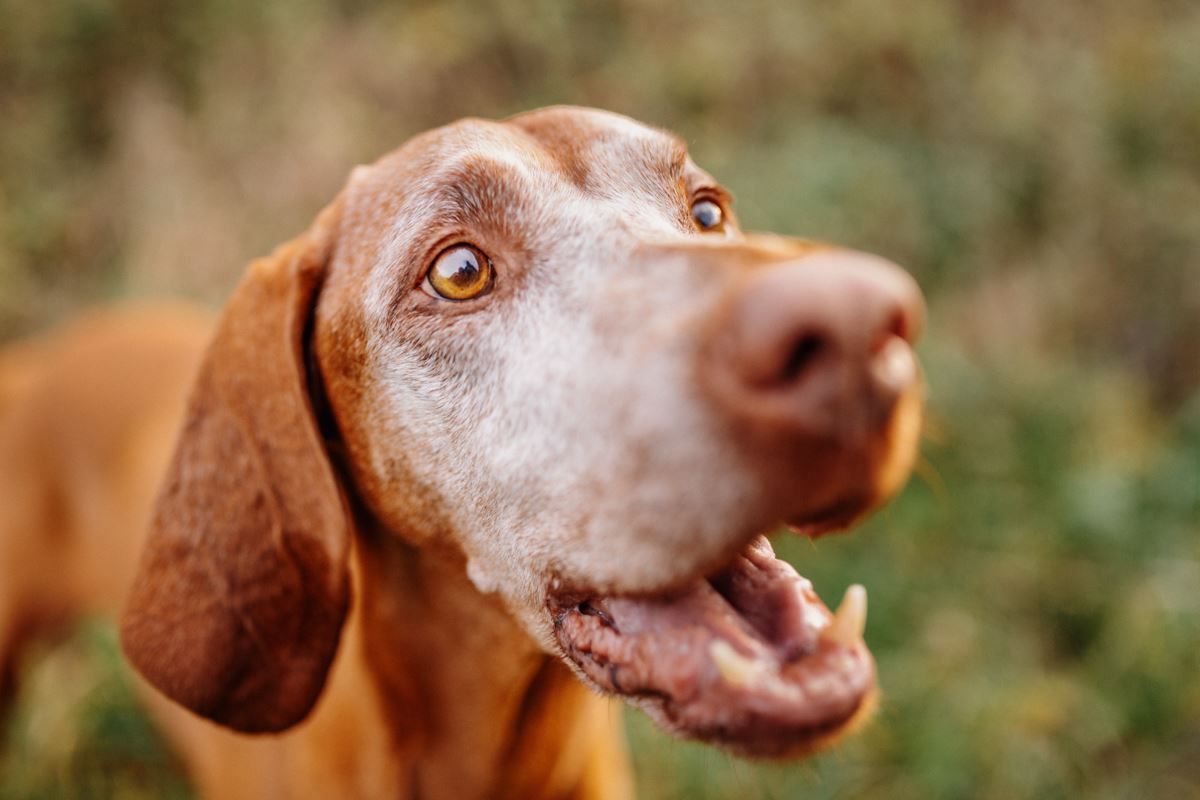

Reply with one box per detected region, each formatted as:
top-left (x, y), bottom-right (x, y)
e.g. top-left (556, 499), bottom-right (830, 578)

top-left (822, 584), bottom-right (868, 647)
top-left (709, 640), bottom-right (765, 688)
top-left (746, 535), bottom-right (775, 558)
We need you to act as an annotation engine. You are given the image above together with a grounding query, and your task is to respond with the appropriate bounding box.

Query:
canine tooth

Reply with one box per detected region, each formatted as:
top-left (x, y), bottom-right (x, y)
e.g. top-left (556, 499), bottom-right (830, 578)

top-left (709, 640), bottom-right (764, 688)
top-left (823, 584), bottom-right (867, 647)
top-left (747, 535), bottom-right (775, 557)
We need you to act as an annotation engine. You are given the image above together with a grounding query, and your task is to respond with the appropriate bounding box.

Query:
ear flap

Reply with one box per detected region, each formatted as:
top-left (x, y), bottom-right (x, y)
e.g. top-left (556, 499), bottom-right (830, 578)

top-left (120, 199), bottom-right (350, 733)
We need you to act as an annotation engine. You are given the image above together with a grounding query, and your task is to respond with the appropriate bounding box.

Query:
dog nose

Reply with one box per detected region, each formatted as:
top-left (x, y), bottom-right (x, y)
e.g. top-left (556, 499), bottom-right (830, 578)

top-left (704, 250), bottom-right (924, 436)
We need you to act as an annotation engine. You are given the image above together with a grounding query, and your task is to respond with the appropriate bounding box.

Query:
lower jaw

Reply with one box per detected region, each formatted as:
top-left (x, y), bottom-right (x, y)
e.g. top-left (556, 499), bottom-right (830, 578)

top-left (549, 536), bottom-right (876, 757)
top-left (637, 683), bottom-right (879, 760)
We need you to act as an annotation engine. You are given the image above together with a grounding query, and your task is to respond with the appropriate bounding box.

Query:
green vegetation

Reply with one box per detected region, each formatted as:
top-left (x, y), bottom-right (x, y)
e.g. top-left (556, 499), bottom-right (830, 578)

top-left (2, 1), bottom-right (1197, 797)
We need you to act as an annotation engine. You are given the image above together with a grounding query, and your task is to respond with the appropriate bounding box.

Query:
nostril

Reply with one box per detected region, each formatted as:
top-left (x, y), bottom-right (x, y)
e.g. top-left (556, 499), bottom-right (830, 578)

top-left (779, 333), bottom-right (826, 385)
top-left (874, 310), bottom-right (908, 353)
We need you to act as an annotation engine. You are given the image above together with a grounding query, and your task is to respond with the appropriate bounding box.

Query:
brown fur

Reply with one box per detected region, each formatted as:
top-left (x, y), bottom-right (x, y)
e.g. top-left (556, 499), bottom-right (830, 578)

top-left (0, 106), bottom-right (923, 799)
top-left (0, 311), bottom-right (632, 799)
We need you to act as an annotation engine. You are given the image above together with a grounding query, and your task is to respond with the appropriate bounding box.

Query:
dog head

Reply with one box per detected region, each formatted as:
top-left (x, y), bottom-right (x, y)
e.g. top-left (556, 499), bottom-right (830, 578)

top-left (122, 107), bottom-right (923, 756)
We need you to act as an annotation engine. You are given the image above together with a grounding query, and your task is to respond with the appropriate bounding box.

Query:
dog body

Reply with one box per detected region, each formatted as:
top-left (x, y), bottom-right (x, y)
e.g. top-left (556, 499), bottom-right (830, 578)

top-left (0, 107), bottom-right (923, 799)
top-left (0, 308), bottom-right (629, 799)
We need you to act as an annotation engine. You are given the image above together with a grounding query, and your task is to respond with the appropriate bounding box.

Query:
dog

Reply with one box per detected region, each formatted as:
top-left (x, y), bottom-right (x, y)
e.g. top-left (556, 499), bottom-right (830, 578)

top-left (0, 106), bottom-right (924, 799)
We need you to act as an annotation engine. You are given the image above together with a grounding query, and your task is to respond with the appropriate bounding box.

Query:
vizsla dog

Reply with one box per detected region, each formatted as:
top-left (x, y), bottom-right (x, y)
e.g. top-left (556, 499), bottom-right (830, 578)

top-left (0, 106), bottom-right (923, 798)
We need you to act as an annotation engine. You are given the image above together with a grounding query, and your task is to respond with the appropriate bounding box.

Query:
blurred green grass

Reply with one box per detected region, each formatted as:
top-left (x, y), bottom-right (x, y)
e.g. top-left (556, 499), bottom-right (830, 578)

top-left (1, 1), bottom-right (1198, 798)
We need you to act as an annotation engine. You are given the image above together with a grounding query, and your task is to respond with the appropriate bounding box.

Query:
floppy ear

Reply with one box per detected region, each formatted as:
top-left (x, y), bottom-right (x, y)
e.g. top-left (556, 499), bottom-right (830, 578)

top-left (120, 198), bottom-right (351, 733)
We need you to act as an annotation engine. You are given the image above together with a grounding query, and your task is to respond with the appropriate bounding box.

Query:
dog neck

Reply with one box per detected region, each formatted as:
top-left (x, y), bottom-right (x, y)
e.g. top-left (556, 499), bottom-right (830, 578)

top-left (339, 520), bottom-right (631, 799)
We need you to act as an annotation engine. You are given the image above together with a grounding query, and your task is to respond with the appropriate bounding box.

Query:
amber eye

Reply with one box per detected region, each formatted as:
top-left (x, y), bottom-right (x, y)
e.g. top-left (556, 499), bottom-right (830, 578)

top-left (423, 244), bottom-right (494, 301)
top-left (691, 198), bottom-right (725, 232)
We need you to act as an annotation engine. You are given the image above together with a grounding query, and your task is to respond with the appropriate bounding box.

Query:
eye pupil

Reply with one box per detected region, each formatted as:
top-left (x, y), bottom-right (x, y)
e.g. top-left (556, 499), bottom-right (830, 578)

top-left (443, 250), bottom-right (479, 286)
top-left (426, 244), bottom-right (493, 300)
top-left (691, 199), bottom-right (724, 231)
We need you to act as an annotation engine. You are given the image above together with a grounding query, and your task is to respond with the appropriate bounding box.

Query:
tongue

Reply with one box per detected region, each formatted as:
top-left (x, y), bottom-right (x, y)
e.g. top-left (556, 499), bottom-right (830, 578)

top-left (552, 537), bottom-right (876, 751)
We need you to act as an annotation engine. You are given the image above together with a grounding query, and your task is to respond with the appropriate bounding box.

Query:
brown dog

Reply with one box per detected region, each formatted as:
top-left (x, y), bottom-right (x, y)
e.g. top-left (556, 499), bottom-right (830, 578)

top-left (0, 106), bottom-right (924, 798)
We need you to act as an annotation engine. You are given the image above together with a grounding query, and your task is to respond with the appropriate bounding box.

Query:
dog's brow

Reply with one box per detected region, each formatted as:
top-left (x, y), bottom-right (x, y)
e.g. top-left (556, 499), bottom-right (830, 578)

top-left (663, 137), bottom-right (688, 176)
top-left (430, 155), bottom-right (527, 222)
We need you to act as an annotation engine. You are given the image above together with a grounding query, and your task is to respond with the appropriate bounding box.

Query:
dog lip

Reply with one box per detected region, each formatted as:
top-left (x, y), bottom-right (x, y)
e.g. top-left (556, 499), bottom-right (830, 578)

top-left (784, 490), bottom-right (877, 538)
top-left (547, 535), bottom-right (875, 756)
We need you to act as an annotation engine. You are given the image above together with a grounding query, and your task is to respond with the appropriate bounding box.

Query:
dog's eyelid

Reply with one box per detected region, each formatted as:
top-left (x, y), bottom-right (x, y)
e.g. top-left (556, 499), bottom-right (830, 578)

top-left (692, 185), bottom-right (732, 206)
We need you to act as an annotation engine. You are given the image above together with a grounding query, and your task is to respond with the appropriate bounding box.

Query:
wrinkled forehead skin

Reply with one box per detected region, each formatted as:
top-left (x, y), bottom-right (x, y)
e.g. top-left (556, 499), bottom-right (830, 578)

top-left (314, 107), bottom-right (775, 650)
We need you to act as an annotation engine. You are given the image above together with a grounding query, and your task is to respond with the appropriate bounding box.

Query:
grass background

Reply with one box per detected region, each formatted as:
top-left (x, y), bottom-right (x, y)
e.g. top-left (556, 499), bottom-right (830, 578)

top-left (1, 0), bottom-right (1198, 797)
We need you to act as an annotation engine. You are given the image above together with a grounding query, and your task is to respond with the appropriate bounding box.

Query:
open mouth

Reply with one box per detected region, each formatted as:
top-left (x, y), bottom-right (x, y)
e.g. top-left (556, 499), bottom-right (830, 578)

top-left (548, 534), bottom-right (873, 757)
